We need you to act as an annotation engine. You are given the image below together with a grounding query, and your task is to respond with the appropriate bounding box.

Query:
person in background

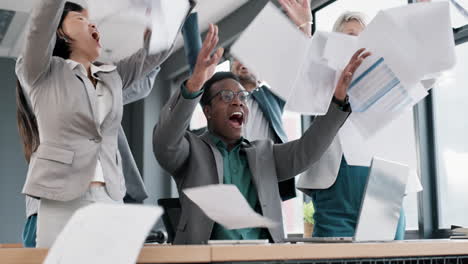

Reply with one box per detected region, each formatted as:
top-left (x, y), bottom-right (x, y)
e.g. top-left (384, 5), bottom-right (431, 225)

top-left (16, 0), bottom-right (192, 247)
top-left (279, 0), bottom-right (406, 239)
top-left (153, 24), bottom-right (370, 244)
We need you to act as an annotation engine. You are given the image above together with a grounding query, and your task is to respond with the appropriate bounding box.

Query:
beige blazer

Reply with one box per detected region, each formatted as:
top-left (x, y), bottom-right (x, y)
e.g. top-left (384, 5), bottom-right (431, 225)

top-left (16, 0), bottom-right (191, 201)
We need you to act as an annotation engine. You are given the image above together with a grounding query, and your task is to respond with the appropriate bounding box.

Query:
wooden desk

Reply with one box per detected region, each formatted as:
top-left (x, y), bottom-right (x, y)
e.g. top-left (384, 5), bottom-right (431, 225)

top-left (0, 244), bottom-right (22, 248)
top-left (0, 245), bottom-right (210, 264)
top-left (1, 240), bottom-right (467, 264)
top-left (209, 240), bottom-right (468, 262)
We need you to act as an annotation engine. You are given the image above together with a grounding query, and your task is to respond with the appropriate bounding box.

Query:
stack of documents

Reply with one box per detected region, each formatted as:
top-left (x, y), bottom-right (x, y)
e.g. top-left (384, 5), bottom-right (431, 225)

top-left (231, 2), bottom-right (456, 136)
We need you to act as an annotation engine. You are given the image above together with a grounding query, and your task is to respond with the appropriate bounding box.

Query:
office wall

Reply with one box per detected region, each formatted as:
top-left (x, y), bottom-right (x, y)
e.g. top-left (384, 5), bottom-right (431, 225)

top-left (123, 76), bottom-right (177, 206)
top-left (123, 75), bottom-right (178, 231)
top-left (0, 58), bottom-right (28, 243)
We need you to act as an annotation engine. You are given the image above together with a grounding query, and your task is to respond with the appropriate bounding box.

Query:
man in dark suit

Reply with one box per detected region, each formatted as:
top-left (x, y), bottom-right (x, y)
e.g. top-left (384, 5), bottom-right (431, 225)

top-left (182, 13), bottom-right (295, 200)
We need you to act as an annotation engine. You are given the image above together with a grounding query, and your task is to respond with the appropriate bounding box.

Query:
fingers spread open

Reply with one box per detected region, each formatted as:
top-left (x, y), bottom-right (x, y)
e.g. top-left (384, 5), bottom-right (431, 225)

top-left (360, 51), bottom-right (372, 60)
top-left (278, 0), bottom-right (291, 13)
top-left (348, 48), bottom-right (366, 64)
top-left (348, 51), bottom-right (372, 75)
top-left (278, 0), bottom-right (288, 7)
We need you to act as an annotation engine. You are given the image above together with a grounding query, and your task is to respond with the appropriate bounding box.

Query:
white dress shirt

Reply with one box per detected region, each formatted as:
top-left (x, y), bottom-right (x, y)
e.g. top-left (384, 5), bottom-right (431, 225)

top-left (242, 96), bottom-right (276, 142)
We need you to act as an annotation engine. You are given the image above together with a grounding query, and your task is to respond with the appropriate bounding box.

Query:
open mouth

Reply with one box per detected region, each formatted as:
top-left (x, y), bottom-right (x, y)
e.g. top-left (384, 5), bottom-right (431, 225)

top-left (228, 111), bottom-right (244, 129)
top-left (91, 31), bottom-right (101, 47)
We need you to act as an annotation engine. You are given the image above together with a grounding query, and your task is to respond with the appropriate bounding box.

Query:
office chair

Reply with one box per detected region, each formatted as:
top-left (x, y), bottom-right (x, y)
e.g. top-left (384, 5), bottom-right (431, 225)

top-left (157, 198), bottom-right (181, 244)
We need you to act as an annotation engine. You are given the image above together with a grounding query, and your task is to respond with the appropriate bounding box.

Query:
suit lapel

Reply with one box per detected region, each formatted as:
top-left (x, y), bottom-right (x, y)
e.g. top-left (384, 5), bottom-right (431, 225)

top-left (244, 144), bottom-right (267, 210)
top-left (74, 72), bottom-right (101, 133)
top-left (200, 133), bottom-right (224, 184)
top-left (244, 145), bottom-right (260, 188)
top-left (96, 72), bottom-right (117, 130)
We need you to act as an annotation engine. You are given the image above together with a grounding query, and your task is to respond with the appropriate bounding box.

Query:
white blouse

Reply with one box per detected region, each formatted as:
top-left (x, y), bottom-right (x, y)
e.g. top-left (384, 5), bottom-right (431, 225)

top-left (66, 60), bottom-right (116, 183)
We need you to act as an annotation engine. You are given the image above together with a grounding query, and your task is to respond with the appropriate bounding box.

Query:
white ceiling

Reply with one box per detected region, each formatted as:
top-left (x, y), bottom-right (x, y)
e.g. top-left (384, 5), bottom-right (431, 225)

top-left (1, 0), bottom-right (34, 12)
top-left (0, 0), bottom-right (249, 60)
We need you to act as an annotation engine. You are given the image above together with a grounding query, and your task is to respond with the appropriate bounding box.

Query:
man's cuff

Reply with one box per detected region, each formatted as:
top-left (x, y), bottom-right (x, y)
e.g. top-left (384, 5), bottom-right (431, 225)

top-left (181, 82), bottom-right (204, 99)
top-left (333, 102), bottom-right (352, 112)
top-left (332, 95), bottom-right (352, 112)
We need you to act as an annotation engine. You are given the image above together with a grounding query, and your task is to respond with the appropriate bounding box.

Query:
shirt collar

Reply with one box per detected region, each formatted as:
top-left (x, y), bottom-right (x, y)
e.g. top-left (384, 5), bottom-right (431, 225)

top-left (207, 133), bottom-right (250, 151)
top-left (65, 59), bottom-right (116, 78)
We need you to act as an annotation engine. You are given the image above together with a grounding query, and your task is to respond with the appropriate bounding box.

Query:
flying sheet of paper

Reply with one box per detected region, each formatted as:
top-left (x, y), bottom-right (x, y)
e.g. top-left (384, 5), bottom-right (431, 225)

top-left (323, 32), bottom-right (359, 71)
top-left (384, 2), bottom-right (456, 76)
top-left (354, 157), bottom-right (409, 241)
top-left (87, 0), bottom-right (152, 22)
top-left (450, 0), bottom-right (468, 19)
top-left (149, 0), bottom-right (190, 54)
top-left (356, 9), bottom-right (422, 87)
top-left (232, 2), bottom-right (454, 118)
top-left (231, 4), bottom-right (338, 115)
top-left (343, 2), bottom-right (454, 114)
top-left (285, 56), bottom-right (336, 114)
top-left (231, 3), bottom-right (309, 101)
top-left (87, 0), bottom-right (189, 55)
top-left (347, 55), bottom-right (418, 113)
top-left (348, 82), bottom-right (428, 137)
top-left (406, 169), bottom-right (423, 194)
top-left (44, 203), bottom-right (162, 264)
top-left (183, 184), bottom-right (277, 229)
top-left (97, 7), bottom-right (148, 61)
top-left (284, 31), bottom-right (339, 114)
top-left (338, 109), bottom-right (422, 194)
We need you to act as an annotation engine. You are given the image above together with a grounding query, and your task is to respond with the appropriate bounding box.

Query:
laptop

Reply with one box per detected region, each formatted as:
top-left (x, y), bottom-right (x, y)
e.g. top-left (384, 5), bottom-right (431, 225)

top-left (284, 157), bottom-right (409, 243)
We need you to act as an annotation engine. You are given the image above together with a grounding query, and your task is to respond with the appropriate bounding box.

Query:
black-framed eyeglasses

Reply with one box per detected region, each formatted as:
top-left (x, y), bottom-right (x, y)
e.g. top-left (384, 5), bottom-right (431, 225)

top-left (207, 90), bottom-right (250, 104)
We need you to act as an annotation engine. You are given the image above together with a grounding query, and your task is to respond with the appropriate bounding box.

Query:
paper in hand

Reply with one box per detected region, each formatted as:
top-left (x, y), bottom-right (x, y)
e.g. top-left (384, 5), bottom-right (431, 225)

top-left (149, 0), bottom-right (190, 55)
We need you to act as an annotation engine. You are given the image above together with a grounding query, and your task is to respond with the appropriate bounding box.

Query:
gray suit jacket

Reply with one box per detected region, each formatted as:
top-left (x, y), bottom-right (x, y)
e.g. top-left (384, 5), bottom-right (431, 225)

top-left (16, 0), bottom-right (190, 202)
top-left (153, 87), bottom-right (350, 244)
top-left (25, 68), bottom-right (159, 217)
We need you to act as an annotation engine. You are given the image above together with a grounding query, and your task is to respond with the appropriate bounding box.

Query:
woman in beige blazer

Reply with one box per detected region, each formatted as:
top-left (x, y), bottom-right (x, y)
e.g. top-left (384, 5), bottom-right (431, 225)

top-left (15, 0), bottom-right (190, 247)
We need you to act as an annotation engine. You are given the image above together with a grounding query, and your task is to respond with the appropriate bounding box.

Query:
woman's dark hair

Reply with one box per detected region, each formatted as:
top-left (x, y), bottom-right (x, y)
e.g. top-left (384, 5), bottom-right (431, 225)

top-left (53, 2), bottom-right (84, 59)
top-left (16, 80), bottom-right (39, 162)
top-left (16, 2), bottom-right (83, 162)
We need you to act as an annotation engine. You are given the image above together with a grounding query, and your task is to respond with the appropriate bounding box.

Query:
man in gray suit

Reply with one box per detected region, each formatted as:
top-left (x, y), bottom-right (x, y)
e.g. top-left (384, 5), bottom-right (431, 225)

top-left (153, 25), bottom-right (370, 244)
